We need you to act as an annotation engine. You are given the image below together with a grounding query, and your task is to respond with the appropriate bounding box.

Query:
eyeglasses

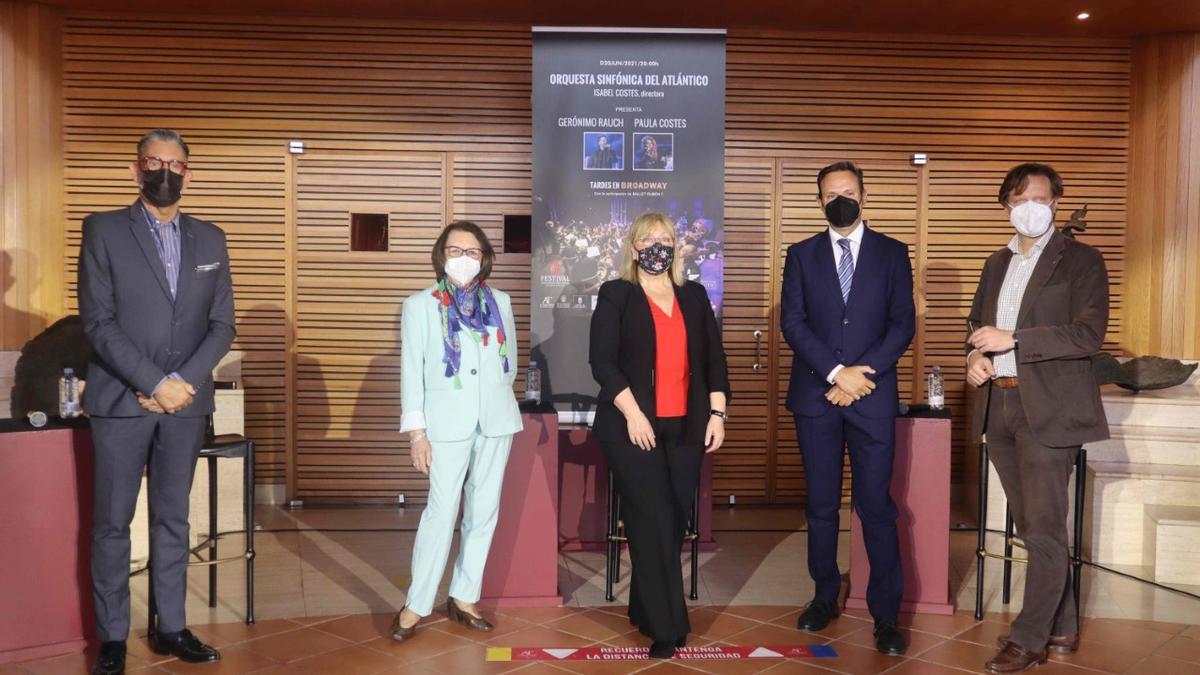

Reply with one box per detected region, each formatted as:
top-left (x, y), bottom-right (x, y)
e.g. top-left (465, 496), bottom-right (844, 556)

top-left (1007, 196), bottom-right (1055, 207)
top-left (139, 156), bottom-right (189, 175)
top-left (444, 246), bottom-right (484, 260)
top-left (636, 236), bottom-right (673, 248)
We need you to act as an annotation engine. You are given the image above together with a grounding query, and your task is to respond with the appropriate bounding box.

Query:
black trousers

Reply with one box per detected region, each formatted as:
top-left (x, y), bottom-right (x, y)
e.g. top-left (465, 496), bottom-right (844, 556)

top-left (987, 387), bottom-right (1079, 652)
top-left (601, 417), bottom-right (703, 643)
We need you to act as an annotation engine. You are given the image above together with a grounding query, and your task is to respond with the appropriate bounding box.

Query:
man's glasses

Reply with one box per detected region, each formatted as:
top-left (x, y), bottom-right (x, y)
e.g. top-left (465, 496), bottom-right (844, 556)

top-left (445, 246), bottom-right (484, 260)
top-left (139, 156), bottom-right (189, 175)
top-left (1006, 196), bottom-right (1054, 207)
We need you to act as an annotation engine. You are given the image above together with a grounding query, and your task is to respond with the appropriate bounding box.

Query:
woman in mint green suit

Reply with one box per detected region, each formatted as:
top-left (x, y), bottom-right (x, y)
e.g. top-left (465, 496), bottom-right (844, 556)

top-left (391, 221), bottom-right (523, 640)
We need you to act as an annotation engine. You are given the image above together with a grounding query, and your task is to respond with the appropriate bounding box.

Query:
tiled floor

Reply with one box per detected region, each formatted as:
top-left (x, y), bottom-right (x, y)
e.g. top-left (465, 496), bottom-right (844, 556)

top-left (7, 506), bottom-right (1199, 674)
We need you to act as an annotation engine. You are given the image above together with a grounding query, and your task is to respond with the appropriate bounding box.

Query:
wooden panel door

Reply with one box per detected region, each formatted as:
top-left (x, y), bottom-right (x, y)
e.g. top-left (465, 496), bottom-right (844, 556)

top-left (772, 160), bottom-right (921, 504)
top-left (450, 153), bottom-right (533, 400)
top-left (292, 153), bottom-right (445, 503)
top-left (713, 158), bottom-right (780, 504)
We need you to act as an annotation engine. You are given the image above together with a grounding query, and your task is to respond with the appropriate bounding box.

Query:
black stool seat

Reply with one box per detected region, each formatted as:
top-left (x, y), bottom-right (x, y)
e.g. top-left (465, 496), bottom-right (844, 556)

top-left (201, 434), bottom-right (252, 457)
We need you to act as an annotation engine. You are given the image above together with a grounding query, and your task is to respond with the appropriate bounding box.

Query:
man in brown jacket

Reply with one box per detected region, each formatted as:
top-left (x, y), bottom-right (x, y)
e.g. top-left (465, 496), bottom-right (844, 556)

top-left (965, 163), bottom-right (1110, 674)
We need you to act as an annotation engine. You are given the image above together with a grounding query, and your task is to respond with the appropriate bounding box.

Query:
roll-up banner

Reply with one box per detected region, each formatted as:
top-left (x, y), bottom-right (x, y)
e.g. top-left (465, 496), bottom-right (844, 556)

top-left (531, 27), bottom-right (726, 423)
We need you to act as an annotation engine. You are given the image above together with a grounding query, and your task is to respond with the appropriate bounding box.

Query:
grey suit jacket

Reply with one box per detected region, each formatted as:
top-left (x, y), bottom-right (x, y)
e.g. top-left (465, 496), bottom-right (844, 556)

top-left (78, 201), bottom-right (236, 418)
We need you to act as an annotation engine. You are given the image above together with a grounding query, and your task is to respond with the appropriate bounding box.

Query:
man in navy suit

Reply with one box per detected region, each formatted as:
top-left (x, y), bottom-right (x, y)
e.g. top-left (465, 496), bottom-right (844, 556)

top-left (781, 161), bottom-right (915, 655)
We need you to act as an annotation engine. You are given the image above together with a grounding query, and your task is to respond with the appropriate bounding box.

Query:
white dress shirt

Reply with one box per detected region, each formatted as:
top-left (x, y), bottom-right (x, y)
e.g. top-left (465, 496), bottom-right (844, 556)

top-left (826, 220), bottom-right (865, 384)
top-left (984, 227), bottom-right (1056, 377)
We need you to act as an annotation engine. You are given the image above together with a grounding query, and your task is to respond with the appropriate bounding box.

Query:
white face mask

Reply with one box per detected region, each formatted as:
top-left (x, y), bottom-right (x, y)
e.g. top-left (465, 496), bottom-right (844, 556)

top-left (1009, 201), bottom-right (1055, 238)
top-left (444, 255), bottom-right (481, 287)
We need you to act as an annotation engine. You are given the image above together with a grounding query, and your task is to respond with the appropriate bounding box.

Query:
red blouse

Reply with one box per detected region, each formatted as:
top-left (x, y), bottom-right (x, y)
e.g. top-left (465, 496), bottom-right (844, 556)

top-left (649, 296), bottom-right (689, 417)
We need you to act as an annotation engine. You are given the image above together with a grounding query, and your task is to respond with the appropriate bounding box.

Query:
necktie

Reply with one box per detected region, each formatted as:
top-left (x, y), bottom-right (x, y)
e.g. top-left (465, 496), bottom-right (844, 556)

top-left (837, 238), bottom-right (854, 303)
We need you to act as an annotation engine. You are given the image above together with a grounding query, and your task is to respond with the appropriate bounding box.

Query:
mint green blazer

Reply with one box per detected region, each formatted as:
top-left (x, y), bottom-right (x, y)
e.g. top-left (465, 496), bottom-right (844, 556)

top-left (400, 284), bottom-right (523, 442)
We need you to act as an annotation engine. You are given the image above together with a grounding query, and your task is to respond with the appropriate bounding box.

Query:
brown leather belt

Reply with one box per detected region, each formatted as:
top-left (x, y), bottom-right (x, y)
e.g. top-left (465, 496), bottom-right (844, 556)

top-left (994, 377), bottom-right (1020, 389)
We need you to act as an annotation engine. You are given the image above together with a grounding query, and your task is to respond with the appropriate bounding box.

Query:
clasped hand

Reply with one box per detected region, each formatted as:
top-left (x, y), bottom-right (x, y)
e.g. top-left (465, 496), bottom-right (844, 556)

top-left (136, 378), bottom-right (197, 414)
top-left (826, 364), bottom-right (876, 406)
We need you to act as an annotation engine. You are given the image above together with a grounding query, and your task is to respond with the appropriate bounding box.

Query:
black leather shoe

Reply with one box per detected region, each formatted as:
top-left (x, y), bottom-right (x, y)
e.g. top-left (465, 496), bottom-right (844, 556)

top-left (874, 620), bottom-right (907, 655)
top-left (796, 601), bottom-right (838, 631)
top-left (649, 640), bottom-right (676, 659)
top-left (92, 641), bottom-right (125, 675)
top-left (149, 629), bottom-right (221, 663)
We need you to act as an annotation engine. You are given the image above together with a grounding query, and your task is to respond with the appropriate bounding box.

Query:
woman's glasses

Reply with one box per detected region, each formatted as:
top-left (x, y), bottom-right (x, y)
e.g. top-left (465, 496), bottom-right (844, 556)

top-left (445, 246), bottom-right (484, 260)
top-left (635, 236), bottom-right (673, 248)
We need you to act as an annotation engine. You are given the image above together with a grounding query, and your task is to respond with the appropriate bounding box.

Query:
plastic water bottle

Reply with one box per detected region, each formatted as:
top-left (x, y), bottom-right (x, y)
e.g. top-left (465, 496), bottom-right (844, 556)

top-left (525, 361), bottom-right (542, 403)
top-left (927, 365), bottom-right (945, 410)
top-left (59, 367), bottom-right (81, 418)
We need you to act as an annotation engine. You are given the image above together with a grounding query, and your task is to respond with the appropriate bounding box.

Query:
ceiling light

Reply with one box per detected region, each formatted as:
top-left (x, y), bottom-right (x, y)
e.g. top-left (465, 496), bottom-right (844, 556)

top-left (1076, 12), bottom-right (1090, 20)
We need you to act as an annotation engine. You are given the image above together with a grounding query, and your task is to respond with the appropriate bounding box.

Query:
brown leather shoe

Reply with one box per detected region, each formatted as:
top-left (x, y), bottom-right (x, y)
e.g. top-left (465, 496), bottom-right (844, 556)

top-left (996, 633), bottom-right (1080, 654)
top-left (391, 609), bottom-right (418, 641)
top-left (447, 598), bottom-right (494, 632)
top-left (986, 641), bottom-right (1048, 673)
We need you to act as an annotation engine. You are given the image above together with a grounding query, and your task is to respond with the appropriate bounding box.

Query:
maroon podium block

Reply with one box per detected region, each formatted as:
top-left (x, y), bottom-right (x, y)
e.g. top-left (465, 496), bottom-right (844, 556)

top-left (848, 415), bottom-right (955, 615)
top-left (0, 422), bottom-right (95, 663)
top-left (480, 409), bottom-right (563, 607)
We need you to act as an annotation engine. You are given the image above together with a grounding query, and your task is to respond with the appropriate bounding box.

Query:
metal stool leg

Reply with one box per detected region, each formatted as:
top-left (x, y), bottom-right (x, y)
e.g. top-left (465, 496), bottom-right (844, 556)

top-left (689, 488), bottom-right (700, 601)
top-left (613, 493), bottom-right (622, 598)
top-left (974, 380), bottom-right (994, 621)
top-left (1002, 507), bottom-right (1014, 604)
top-left (208, 456), bottom-right (218, 608)
top-left (974, 439), bottom-right (984, 619)
top-left (1072, 448), bottom-right (1087, 623)
top-left (605, 469), bottom-right (616, 602)
top-left (245, 441), bottom-right (256, 624)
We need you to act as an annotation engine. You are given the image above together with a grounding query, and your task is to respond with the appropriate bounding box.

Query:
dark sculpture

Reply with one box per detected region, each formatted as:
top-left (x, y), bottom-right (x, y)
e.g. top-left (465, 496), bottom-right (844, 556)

top-left (1092, 352), bottom-right (1198, 393)
top-left (1062, 205), bottom-right (1089, 239)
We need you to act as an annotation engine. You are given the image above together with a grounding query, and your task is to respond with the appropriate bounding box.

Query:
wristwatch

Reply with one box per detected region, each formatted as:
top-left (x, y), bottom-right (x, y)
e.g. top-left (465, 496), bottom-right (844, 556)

top-left (709, 409), bottom-right (728, 420)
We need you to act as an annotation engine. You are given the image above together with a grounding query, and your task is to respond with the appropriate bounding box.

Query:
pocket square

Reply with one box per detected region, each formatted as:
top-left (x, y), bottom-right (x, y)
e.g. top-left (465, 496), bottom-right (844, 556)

top-left (195, 262), bottom-right (222, 272)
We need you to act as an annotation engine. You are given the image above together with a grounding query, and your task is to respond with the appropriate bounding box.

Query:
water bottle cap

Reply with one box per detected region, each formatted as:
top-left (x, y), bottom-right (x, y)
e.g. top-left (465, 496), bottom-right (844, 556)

top-left (64, 367), bottom-right (74, 376)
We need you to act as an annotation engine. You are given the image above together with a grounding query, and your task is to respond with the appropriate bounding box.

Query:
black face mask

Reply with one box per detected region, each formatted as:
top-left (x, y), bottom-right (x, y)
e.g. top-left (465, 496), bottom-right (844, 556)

top-left (140, 169), bottom-right (184, 208)
top-left (823, 195), bottom-right (861, 229)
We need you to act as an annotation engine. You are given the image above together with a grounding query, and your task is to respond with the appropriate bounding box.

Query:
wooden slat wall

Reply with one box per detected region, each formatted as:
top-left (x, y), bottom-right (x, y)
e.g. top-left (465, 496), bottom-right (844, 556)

top-left (60, 15), bottom-right (1130, 503)
top-left (61, 16), bottom-right (532, 498)
top-left (290, 152), bottom-right (531, 502)
top-left (1, 0), bottom-right (63, 351)
top-left (719, 32), bottom-right (1130, 502)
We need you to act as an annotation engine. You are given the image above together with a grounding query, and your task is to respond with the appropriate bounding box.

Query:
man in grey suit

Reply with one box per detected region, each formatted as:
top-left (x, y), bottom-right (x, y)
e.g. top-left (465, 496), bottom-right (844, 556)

top-left (79, 129), bottom-right (234, 674)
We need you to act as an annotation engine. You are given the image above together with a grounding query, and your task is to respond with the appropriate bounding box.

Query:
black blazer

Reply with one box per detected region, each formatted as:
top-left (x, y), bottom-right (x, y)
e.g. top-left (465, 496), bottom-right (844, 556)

top-left (78, 201), bottom-right (236, 418)
top-left (589, 279), bottom-right (731, 446)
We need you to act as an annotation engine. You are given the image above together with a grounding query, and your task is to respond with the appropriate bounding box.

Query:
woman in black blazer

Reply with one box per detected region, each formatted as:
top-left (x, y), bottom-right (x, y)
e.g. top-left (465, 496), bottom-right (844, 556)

top-left (589, 211), bottom-right (731, 658)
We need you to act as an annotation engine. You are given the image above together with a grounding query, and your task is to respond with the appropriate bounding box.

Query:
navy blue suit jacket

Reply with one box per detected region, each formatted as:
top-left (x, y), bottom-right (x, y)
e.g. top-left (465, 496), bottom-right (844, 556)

top-left (781, 224), bottom-right (915, 418)
top-left (78, 201), bottom-right (236, 418)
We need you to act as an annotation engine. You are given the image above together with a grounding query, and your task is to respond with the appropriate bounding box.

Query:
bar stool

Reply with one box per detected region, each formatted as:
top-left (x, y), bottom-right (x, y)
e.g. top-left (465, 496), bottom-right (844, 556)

top-left (147, 381), bottom-right (256, 633)
top-left (974, 445), bottom-right (1087, 621)
top-left (604, 468), bottom-right (701, 602)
